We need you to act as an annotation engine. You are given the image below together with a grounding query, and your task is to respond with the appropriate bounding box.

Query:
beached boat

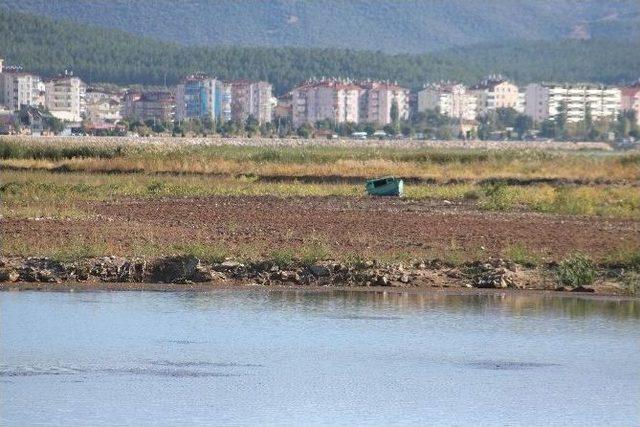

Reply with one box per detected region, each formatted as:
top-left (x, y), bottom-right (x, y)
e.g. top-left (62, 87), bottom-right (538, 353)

top-left (365, 176), bottom-right (404, 196)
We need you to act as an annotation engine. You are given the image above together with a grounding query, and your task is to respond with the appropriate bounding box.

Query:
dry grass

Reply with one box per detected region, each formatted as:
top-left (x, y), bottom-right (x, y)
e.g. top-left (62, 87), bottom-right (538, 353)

top-left (2, 137), bottom-right (639, 183)
top-left (2, 169), bottom-right (639, 219)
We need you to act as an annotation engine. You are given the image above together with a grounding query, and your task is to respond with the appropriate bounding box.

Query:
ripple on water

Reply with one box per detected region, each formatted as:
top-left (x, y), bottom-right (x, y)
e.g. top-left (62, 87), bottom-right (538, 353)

top-left (1, 362), bottom-right (260, 379)
top-left (327, 314), bottom-right (403, 320)
top-left (464, 360), bottom-right (560, 371)
top-left (149, 360), bottom-right (265, 368)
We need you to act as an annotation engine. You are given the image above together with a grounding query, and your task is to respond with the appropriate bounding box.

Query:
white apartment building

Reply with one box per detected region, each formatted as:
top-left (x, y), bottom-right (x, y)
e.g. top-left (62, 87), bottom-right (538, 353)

top-left (418, 83), bottom-right (477, 121)
top-left (85, 91), bottom-right (122, 124)
top-left (292, 79), bottom-right (360, 127)
top-left (525, 83), bottom-right (621, 123)
top-left (44, 74), bottom-right (86, 122)
top-left (469, 77), bottom-right (523, 114)
top-left (360, 81), bottom-right (410, 125)
top-left (227, 80), bottom-right (273, 124)
top-left (0, 71), bottom-right (41, 111)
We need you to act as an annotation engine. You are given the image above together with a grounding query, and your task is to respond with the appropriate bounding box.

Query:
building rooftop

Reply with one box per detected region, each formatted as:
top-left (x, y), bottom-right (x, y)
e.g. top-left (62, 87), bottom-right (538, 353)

top-left (295, 78), bottom-right (407, 91)
top-left (470, 75), bottom-right (511, 90)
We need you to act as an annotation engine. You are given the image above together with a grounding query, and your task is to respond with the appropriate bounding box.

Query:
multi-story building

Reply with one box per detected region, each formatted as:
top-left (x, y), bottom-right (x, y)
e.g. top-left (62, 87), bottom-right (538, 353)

top-left (44, 73), bottom-right (86, 122)
top-left (292, 79), bottom-right (361, 127)
top-left (469, 76), bottom-right (523, 114)
top-left (292, 78), bottom-right (409, 127)
top-left (226, 80), bottom-right (273, 124)
top-left (620, 82), bottom-right (640, 118)
top-left (359, 81), bottom-right (410, 125)
top-left (175, 74), bottom-right (231, 122)
top-left (85, 90), bottom-right (122, 124)
top-left (525, 83), bottom-right (621, 123)
top-left (0, 69), bottom-right (41, 112)
top-left (418, 82), bottom-right (477, 121)
top-left (274, 93), bottom-right (292, 121)
top-left (123, 90), bottom-right (175, 123)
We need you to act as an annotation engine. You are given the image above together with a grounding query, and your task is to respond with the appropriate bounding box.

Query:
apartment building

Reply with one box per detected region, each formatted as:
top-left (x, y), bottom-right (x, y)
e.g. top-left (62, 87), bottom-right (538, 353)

top-left (418, 83), bottom-right (477, 121)
top-left (175, 74), bottom-right (231, 122)
top-left (44, 73), bottom-right (86, 122)
top-left (292, 79), bottom-right (361, 127)
top-left (469, 76), bottom-right (523, 114)
top-left (621, 82), bottom-right (640, 118)
top-left (85, 90), bottom-right (122, 124)
top-left (525, 83), bottom-right (621, 123)
top-left (0, 69), bottom-right (41, 112)
top-left (227, 80), bottom-right (273, 124)
top-left (359, 81), bottom-right (410, 125)
top-left (292, 78), bottom-right (410, 127)
top-left (123, 90), bottom-right (175, 123)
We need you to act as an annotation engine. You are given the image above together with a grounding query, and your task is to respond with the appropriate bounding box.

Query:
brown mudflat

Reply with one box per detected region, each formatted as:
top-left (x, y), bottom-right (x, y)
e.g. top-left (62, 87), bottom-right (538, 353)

top-left (4, 196), bottom-right (639, 261)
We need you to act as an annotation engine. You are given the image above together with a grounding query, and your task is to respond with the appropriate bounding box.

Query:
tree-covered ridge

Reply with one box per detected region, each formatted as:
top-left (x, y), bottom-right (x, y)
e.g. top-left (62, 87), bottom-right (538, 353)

top-left (1, 9), bottom-right (639, 95)
top-left (1, 0), bottom-right (638, 53)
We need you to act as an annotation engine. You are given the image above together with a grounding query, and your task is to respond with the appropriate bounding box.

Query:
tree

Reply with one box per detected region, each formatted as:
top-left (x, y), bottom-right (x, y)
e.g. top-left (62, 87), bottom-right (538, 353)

top-left (363, 123), bottom-right (376, 136)
top-left (617, 109), bottom-right (639, 138)
top-left (554, 101), bottom-right (568, 139)
top-left (383, 124), bottom-right (397, 136)
top-left (514, 114), bottom-right (533, 139)
top-left (245, 115), bottom-right (259, 137)
top-left (495, 107), bottom-right (519, 128)
top-left (296, 123), bottom-right (313, 138)
top-left (390, 101), bottom-right (402, 136)
top-left (390, 100), bottom-right (399, 130)
top-left (540, 119), bottom-right (556, 138)
top-left (202, 116), bottom-right (215, 133)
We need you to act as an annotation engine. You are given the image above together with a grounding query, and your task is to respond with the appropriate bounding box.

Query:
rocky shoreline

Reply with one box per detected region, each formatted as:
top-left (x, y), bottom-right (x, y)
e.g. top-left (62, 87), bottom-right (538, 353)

top-left (0, 255), bottom-right (635, 296)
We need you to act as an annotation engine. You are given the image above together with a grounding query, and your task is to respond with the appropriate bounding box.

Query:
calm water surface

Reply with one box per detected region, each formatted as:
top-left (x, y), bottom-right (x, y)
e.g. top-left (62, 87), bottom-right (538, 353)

top-left (1, 290), bottom-right (639, 426)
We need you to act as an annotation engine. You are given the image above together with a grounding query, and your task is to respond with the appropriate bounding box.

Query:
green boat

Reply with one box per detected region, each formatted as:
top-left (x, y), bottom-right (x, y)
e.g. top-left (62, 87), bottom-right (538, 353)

top-left (365, 176), bottom-right (404, 197)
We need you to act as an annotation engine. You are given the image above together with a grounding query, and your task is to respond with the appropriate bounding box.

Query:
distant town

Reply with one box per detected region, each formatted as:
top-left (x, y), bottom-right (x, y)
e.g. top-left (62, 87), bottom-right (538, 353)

top-left (0, 57), bottom-right (638, 143)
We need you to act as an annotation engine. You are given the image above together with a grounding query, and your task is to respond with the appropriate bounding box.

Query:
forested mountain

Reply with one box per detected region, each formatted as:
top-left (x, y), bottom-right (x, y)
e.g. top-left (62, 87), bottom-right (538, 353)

top-left (1, 0), bottom-right (638, 53)
top-left (1, 9), bottom-right (638, 95)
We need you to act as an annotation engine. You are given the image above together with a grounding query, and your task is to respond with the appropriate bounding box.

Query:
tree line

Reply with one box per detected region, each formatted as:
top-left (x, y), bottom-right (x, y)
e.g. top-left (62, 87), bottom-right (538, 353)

top-left (1, 9), bottom-right (639, 96)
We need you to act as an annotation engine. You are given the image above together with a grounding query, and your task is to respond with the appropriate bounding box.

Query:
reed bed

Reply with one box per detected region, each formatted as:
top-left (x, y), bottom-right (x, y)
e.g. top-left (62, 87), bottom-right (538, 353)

top-left (1, 138), bottom-right (639, 182)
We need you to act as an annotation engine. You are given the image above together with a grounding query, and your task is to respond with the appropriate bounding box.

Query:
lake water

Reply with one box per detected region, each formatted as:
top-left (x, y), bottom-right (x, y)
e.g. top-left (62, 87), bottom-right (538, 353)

top-left (1, 289), bottom-right (639, 426)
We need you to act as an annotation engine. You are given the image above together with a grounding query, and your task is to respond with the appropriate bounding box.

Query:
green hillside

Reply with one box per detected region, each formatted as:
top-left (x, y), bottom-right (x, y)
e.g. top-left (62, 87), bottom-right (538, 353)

top-left (1, 9), bottom-right (638, 94)
top-left (1, 0), bottom-right (638, 53)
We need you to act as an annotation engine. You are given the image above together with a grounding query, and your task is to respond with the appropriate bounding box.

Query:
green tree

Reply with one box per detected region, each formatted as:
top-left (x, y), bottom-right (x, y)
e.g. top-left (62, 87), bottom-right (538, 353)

top-left (390, 100), bottom-right (399, 132)
top-left (363, 123), bottom-right (376, 136)
top-left (540, 119), bottom-right (556, 138)
top-left (296, 122), bottom-right (314, 138)
top-left (514, 114), bottom-right (533, 139)
top-left (554, 101), bottom-right (568, 139)
top-left (245, 115), bottom-right (259, 137)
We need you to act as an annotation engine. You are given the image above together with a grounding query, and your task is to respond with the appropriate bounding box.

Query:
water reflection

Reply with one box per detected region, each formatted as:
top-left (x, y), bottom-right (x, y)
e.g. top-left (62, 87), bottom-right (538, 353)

top-left (2, 290), bottom-right (638, 426)
top-left (175, 288), bottom-right (640, 320)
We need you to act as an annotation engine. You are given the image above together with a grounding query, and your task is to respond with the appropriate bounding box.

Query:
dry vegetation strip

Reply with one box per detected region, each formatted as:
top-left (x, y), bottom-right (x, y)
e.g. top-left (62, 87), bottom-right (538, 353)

top-left (1, 138), bottom-right (639, 270)
top-left (2, 137), bottom-right (640, 183)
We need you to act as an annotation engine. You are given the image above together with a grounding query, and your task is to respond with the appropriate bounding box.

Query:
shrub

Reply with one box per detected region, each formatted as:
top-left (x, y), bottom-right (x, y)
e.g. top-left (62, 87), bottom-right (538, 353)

top-left (503, 243), bottom-right (540, 267)
top-left (269, 248), bottom-right (296, 267)
top-left (171, 243), bottom-right (228, 263)
top-left (480, 182), bottom-right (514, 211)
top-left (557, 254), bottom-right (597, 287)
top-left (299, 238), bottom-right (331, 265)
top-left (463, 189), bottom-right (481, 200)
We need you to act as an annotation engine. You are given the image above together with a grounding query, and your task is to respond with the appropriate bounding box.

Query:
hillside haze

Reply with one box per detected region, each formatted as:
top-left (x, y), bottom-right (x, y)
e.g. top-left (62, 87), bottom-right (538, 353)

top-left (1, 9), bottom-right (639, 95)
top-left (2, 0), bottom-right (639, 53)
